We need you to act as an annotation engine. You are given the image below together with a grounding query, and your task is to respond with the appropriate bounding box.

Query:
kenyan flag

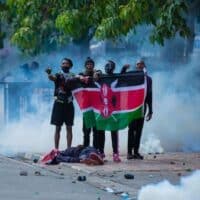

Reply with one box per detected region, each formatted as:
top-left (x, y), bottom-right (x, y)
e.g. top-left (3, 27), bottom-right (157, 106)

top-left (72, 71), bottom-right (146, 131)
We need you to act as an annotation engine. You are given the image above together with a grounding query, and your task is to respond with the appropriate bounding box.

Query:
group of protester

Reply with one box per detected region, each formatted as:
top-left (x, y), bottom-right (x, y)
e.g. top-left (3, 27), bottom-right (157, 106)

top-left (44, 56), bottom-right (152, 165)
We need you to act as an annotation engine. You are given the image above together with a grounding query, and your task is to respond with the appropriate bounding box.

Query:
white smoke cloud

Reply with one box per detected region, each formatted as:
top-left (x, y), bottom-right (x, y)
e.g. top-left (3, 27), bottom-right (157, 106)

top-left (138, 170), bottom-right (200, 200)
top-left (0, 105), bottom-right (85, 154)
top-left (140, 134), bottom-right (164, 154)
top-left (0, 98), bottom-right (127, 155)
top-left (142, 59), bottom-right (200, 152)
top-left (0, 38), bottom-right (200, 155)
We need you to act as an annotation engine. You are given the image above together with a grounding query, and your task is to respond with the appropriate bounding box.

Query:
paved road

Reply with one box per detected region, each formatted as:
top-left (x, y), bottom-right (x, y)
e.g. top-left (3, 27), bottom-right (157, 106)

top-left (45, 152), bottom-right (200, 198)
top-left (0, 155), bottom-right (121, 200)
top-left (1, 152), bottom-right (200, 200)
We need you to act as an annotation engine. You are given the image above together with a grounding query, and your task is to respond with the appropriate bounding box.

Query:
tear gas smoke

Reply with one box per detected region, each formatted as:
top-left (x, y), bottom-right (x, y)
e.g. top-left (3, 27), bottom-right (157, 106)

top-left (138, 170), bottom-right (200, 200)
top-left (0, 36), bottom-right (199, 155)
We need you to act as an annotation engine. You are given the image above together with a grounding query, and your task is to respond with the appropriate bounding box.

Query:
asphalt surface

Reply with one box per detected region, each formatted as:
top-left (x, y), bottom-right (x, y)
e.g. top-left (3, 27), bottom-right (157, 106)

top-left (1, 152), bottom-right (200, 200)
top-left (0, 155), bottom-right (121, 200)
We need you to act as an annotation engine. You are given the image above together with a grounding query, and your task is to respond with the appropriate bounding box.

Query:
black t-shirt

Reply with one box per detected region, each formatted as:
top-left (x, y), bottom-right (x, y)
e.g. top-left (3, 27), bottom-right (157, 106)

top-left (54, 72), bottom-right (75, 101)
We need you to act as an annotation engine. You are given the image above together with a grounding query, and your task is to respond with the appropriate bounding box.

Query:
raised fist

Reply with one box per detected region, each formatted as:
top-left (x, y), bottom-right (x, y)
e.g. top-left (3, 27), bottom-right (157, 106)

top-left (45, 67), bottom-right (52, 75)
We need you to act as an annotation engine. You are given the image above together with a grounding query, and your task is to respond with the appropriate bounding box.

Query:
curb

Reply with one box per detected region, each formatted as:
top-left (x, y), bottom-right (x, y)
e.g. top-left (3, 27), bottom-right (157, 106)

top-left (16, 152), bottom-right (42, 161)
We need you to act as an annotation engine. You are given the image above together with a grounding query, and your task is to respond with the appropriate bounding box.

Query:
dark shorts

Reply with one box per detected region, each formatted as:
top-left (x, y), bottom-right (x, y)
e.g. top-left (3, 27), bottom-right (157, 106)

top-left (51, 100), bottom-right (74, 126)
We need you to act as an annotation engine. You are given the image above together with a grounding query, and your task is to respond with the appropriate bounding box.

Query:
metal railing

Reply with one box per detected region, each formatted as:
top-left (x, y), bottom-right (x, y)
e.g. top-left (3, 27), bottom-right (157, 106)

top-left (0, 82), bottom-right (53, 124)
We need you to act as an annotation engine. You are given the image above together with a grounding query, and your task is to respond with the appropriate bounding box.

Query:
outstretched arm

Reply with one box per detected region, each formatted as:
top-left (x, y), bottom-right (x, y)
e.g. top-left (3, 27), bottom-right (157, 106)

top-left (120, 64), bottom-right (130, 74)
top-left (45, 68), bottom-right (57, 81)
top-left (146, 76), bottom-right (153, 121)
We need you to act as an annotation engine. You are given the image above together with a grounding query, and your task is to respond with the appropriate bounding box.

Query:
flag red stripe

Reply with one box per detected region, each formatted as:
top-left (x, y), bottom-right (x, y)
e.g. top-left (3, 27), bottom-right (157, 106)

top-left (73, 89), bottom-right (145, 111)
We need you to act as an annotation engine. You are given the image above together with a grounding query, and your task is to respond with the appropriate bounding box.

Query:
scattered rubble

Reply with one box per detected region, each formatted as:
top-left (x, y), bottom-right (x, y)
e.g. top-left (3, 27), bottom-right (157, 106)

top-left (19, 170), bottom-right (28, 176)
top-left (33, 158), bottom-right (38, 163)
top-left (177, 172), bottom-right (182, 176)
top-left (105, 187), bottom-right (114, 193)
top-left (121, 192), bottom-right (130, 200)
top-left (77, 175), bottom-right (86, 181)
top-left (124, 173), bottom-right (134, 179)
top-left (72, 180), bottom-right (76, 183)
top-left (34, 171), bottom-right (41, 176)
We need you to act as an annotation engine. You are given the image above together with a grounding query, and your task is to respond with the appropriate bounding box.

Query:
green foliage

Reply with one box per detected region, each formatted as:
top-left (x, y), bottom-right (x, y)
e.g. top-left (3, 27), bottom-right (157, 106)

top-left (56, 10), bottom-right (86, 38)
top-left (149, 1), bottom-right (191, 45)
top-left (11, 27), bottom-right (37, 53)
top-left (96, 0), bottom-right (191, 45)
top-left (0, 0), bottom-right (193, 55)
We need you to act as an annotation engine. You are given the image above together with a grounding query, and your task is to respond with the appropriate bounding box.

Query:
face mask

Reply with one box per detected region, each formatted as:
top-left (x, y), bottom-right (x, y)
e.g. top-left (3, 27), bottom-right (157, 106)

top-left (105, 65), bottom-right (114, 74)
top-left (62, 67), bottom-right (69, 73)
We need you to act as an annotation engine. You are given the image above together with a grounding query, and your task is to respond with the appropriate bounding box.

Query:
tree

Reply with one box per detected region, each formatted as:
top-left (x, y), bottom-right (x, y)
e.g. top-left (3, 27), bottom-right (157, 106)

top-left (0, 0), bottom-right (7, 48)
top-left (0, 0), bottom-right (192, 55)
top-left (185, 0), bottom-right (200, 56)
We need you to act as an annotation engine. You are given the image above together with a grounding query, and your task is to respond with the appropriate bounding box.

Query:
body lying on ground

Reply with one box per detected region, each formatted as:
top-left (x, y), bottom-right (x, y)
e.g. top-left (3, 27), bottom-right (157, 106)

top-left (41, 145), bottom-right (104, 165)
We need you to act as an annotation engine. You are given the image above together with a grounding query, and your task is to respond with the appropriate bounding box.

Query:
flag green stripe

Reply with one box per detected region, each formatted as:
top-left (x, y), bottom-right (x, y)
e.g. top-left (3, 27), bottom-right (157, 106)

top-left (83, 106), bottom-right (143, 131)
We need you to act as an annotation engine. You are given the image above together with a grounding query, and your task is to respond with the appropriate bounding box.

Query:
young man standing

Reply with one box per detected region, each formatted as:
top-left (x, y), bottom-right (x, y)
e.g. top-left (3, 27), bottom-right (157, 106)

top-left (122, 59), bottom-right (153, 160)
top-left (97, 60), bottom-right (121, 162)
top-left (79, 57), bottom-right (96, 147)
top-left (46, 58), bottom-right (75, 150)
top-left (79, 57), bottom-right (105, 156)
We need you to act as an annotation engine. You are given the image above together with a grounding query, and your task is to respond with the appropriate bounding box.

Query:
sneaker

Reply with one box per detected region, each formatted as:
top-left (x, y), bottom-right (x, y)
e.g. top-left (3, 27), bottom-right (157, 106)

top-left (127, 154), bottom-right (134, 160)
top-left (113, 153), bottom-right (121, 162)
top-left (89, 152), bottom-right (104, 165)
top-left (134, 153), bottom-right (144, 160)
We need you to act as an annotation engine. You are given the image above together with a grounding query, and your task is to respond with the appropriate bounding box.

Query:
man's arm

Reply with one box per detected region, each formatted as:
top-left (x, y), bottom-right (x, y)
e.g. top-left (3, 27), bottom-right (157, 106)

top-left (146, 76), bottom-right (153, 121)
top-left (45, 67), bottom-right (57, 81)
top-left (120, 64), bottom-right (130, 74)
top-left (48, 74), bottom-right (57, 81)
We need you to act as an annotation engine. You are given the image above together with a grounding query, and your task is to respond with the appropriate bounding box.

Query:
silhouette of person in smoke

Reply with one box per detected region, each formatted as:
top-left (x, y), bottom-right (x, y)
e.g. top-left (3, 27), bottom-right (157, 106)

top-left (20, 61), bottom-right (39, 81)
top-left (0, 60), bottom-right (40, 82)
top-left (0, 61), bottom-right (40, 121)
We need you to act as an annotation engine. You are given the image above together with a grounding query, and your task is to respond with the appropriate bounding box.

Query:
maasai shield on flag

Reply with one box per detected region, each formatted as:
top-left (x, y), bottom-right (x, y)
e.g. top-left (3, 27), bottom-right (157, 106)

top-left (72, 71), bottom-right (146, 131)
